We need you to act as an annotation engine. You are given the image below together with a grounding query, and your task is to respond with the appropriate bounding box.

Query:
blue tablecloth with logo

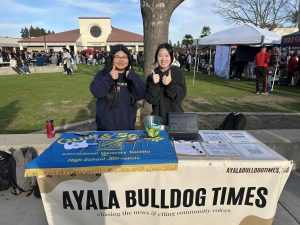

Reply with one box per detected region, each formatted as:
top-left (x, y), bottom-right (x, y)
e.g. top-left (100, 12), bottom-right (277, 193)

top-left (25, 130), bottom-right (178, 176)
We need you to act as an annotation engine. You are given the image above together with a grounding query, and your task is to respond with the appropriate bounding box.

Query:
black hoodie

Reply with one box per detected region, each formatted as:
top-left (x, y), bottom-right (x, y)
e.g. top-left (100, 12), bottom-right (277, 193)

top-left (90, 70), bottom-right (145, 130)
top-left (145, 66), bottom-right (186, 125)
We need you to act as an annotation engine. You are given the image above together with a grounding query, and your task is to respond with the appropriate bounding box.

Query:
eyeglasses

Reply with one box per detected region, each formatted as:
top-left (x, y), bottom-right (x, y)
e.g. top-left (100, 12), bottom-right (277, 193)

top-left (114, 56), bottom-right (129, 60)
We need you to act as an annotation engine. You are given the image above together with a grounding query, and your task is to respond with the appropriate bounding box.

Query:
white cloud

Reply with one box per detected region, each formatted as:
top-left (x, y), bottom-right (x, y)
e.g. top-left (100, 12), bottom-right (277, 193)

top-left (0, 23), bottom-right (21, 29)
top-left (169, 0), bottom-right (230, 42)
top-left (0, 0), bottom-right (47, 13)
top-left (0, 21), bottom-right (47, 38)
top-left (55, 0), bottom-right (126, 15)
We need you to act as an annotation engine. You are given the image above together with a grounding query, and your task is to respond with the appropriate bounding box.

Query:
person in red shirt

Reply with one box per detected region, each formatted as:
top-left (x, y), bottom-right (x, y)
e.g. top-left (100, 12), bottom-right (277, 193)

top-left (287, 52), bottom-right (298, 85)
top-left (254, 46), bottom-right (270, 94)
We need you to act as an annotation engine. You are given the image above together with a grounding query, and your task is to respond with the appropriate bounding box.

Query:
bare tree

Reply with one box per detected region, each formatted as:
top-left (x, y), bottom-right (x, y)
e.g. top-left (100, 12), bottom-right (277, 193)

top-left (140, 0), bottom-right (184, 113)
top-left (212, 0), bottom-right (293, 30)
top-left (285, 0), bottom-right (300, 28)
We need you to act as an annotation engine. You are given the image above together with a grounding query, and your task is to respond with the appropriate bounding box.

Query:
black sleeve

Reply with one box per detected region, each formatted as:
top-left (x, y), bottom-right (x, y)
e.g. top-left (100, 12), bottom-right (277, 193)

top-left (165, 67), bottom-right (186, 102)
top-left (145, 73), bottom-right (161, 105)
top-left (90, 70), bottom-right (114, 99)
top-left (126, 71), bottom-right (146, 101)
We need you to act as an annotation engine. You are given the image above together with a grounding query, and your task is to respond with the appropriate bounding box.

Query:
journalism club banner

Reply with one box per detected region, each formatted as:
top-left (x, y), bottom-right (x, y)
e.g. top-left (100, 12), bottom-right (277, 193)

top-left (38, 160), bottom-right (292, 225)
top-left (25, 130), bottom-right (178, 177)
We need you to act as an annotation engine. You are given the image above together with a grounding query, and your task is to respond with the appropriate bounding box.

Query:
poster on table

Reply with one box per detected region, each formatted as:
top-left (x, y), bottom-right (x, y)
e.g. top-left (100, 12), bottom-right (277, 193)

top-left (38, 160), bottom-right (292, 225)
top-left (25, 130), bottom-right (178, 176)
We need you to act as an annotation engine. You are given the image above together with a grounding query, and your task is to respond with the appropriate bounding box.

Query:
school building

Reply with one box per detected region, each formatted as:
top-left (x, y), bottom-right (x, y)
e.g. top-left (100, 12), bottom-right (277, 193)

top-left (18, 17), bottom-right (144, 52)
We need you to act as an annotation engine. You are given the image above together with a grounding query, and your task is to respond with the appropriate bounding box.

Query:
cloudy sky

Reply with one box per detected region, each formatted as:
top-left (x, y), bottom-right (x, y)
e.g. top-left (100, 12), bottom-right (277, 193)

top-left (0, 0), bottom-right (230, 43)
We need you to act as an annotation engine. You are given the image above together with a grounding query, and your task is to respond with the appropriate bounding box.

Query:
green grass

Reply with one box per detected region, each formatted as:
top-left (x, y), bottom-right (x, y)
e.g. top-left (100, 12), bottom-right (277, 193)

top-left (0, 64), bottom-right (300, 133)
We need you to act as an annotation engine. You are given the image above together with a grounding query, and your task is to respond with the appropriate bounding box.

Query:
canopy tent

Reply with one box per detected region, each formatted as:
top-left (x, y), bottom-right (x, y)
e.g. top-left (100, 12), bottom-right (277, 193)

top-left (281, 31), bottom-right (300, 46)
top-left (196, 24), bottom-right (281, 46)
top-left (192, 24), bottom-right (281, 82)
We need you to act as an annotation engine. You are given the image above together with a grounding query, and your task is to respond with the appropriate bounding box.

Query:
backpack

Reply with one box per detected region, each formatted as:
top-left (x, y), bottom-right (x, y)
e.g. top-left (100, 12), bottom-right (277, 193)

top-left (0, 151), bottom-right (15, 191)
top-left (9, 147), bottom-right (38, 196)
top-left (217, 112), bottom-right (247, 130)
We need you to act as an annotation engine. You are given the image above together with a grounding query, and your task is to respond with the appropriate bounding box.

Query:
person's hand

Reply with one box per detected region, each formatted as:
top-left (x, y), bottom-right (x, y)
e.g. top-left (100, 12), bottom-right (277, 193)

top-left (152, 70), bottom-right (160, 84)
top-left (162, 70), bottom-right (172, 85)
top-left (125, 66), bottom-right (131, 78)
top-left (110, 65), bottom-right (119, 80)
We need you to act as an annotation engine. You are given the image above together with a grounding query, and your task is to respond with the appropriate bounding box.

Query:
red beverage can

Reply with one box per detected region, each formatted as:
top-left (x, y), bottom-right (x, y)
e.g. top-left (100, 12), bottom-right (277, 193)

top-left (46, 119), bottom-right (55, 138)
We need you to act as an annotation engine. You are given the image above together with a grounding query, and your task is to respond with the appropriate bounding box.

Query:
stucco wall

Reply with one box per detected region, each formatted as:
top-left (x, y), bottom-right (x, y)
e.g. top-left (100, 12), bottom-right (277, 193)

top-left (79, 17), bottom-right (112, 48)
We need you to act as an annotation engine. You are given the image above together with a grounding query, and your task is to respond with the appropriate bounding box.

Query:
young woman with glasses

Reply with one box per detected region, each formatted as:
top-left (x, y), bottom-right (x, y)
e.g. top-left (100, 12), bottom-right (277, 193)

top-left (90, 44), bottom-right (145, 131)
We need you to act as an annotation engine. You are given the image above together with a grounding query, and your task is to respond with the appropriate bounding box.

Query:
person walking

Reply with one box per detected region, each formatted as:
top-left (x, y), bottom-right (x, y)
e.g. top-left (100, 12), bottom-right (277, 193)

top-left (90, 44), bottom-right (145, 131)
top-left (254, 46), bottom-right (270, 95)
top-left (145, 43), bottom-right (187, 125)
top-left (62, 48), bottom-right (72, 75)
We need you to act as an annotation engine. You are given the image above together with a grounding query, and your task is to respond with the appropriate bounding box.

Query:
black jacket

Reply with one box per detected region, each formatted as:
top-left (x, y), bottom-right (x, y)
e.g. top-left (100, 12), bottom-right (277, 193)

top-left (90, 70), bottom-right (145, 130)
top-left (145, 66), bottom-right (186, 125)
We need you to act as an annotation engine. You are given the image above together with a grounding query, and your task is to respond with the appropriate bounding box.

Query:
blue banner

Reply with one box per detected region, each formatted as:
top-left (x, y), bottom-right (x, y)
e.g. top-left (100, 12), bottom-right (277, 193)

top-left (25, 130), bottom-right (178, 176)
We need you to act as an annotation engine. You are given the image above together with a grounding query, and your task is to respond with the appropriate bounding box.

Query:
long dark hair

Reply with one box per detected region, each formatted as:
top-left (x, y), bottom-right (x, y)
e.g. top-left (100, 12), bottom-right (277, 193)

top-left (154, 43), bottom-right (174, 66)
top-left (104, 44), bottom-right (132, 74)
top-left (104, 44), bottom-right (135, 107)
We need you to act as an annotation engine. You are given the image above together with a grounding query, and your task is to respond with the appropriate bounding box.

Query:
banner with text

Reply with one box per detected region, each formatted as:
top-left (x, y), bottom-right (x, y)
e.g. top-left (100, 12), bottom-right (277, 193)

top-left (38, 160), bottom-right (292, 225)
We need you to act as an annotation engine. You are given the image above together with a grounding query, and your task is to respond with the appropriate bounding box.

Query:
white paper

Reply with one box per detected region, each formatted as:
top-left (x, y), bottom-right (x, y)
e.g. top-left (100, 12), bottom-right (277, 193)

top-left (64, 140), bottom-right (89, 150)
top-left (199, 131), bottom-right (230, 143)
top-left (201, 142), bottom-right (239, 156)
top-left (233, 143), bottom-right (274, 159)
top-left (174, 141), bottom-right (205, 156)
top-left (223, 131), bottom-right (258, 143)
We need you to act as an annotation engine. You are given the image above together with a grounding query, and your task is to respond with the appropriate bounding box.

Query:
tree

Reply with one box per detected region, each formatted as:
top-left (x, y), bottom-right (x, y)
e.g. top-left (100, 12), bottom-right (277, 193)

top-left (141, 0), bottom-right (184, 77)
top-left (20, 26), bottom-right (54, 38)
top-left (285, 0), bottom-right (300, 28)
top-left (182, 34), bottom-right (193, 49)
top-left (23, 27), bottom-right (30, 38)
top-left (140, 0), bottom-right (184, 113)
top-left (200, 26), bottom-right (211, 38)
top-left (29, 25), bottom-right (35, 38)
top-left (212, 0), bottom-right (292, 30)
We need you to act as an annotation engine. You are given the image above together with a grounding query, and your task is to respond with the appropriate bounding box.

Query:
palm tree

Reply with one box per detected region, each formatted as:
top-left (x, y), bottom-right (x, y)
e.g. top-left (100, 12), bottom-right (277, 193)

top-left (200, 26), bottom-right (211, 38)
top-left (182, 34), bottom-right (193, 49)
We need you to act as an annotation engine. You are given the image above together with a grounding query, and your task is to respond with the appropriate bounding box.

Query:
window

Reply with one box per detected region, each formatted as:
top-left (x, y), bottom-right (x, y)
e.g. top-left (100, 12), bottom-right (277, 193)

top-left (90, 26), bottom-right (101, 38)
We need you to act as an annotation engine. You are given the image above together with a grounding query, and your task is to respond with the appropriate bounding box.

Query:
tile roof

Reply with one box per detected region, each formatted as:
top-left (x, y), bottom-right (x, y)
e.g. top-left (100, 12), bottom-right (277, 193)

top-left (107, 27), bottom-right (143, 42)
top-left (18, 29), bottom-right (81, 43)
top-left (18, 27), bottom-right (143, 43)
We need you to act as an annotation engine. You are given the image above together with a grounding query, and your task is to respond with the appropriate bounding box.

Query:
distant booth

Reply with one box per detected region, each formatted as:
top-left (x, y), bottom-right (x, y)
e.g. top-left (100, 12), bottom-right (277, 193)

top-left (193, 24), bottom-right (281, 84)
top-left (281, 31), bottom-right (300, 60)
top-left (18, 17), bottom-right (144, 53)
top-left (281, 31), bottom-right (300, 86)
top-left (281, 31), bottom-right (300, 47)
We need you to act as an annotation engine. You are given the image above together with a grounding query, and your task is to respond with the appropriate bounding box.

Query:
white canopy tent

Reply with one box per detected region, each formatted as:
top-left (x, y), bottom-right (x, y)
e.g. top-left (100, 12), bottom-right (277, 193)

top-left (192, 24), bottom-right (281, 83)
top-left (196, 24), bottom-right (281, 46)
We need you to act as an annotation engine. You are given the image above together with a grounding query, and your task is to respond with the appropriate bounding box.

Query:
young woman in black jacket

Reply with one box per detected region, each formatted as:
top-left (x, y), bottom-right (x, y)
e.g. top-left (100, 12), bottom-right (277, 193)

top-left (145, 43), bottom-right (187, 125)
